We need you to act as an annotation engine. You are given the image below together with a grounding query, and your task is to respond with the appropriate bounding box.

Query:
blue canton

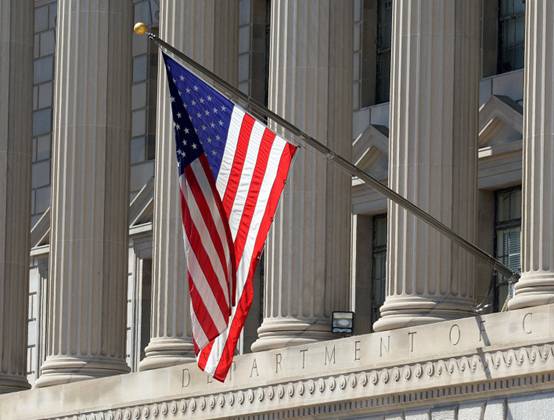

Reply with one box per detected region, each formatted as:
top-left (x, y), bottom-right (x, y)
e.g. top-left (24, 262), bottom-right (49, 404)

top-left (163, 53), bottom-right (233, 178)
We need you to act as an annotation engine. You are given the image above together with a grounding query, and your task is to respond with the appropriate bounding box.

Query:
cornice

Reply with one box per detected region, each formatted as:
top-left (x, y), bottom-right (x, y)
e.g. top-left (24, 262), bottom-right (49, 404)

top-left (50, 341), bottom-right (554, 420)
top-left (3, 306), bottom-right (551, 419)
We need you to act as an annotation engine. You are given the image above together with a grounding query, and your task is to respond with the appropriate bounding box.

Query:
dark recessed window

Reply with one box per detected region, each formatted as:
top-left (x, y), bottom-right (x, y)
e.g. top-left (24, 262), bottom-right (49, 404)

top-left (375, 0), bottom-right (392, 104)
top-left (238, 0), bottom-right (270, 105)
top-left (494, 186), bottom-right (521, 311)
top-left (129, 1), bottom-right (159, 196)
top-left (139, 259), bottom-right (152, 362)
top-left (371, 214), bottom-right (387, 326)
top-left (498, 0), bottom-right (525, 74)
top-left (31, 0), bottom-right (56, 224)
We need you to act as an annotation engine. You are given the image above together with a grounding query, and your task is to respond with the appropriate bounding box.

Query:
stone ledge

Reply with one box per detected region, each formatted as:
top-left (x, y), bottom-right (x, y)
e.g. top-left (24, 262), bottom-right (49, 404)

top-left (2, 304), bottom-right (554, 419)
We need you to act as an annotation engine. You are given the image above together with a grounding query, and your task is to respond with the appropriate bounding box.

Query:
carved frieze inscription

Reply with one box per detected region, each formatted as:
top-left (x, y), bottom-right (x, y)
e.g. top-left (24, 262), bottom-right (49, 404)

top-left (3, 307), bottom-right (554, 420)
top-left (180, 309), bottom-right (546, 391)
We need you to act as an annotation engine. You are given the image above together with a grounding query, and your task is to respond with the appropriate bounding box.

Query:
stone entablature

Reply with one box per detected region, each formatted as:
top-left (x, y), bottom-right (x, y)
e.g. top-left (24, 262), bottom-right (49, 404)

top-left (3, 304), bottom-right (554, 419)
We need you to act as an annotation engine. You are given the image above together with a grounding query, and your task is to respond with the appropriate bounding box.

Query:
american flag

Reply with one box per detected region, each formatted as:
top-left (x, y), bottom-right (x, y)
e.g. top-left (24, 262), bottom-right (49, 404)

top-left (163, 53), bottom-right (297, 381)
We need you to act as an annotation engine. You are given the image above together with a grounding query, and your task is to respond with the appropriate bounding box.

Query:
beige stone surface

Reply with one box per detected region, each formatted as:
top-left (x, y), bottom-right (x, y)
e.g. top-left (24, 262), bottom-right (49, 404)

top-left (0, 0), bottom-right (33, 394)
top-left (3, 0), bottom-right (552, 418)
top-left (141, 0), bottom-right (239, 371)
top-left (252, 0), bottom-right (354, 352)
top-left (2, 305), bottom-right (554, 418)
top-left (36, 0), bottom-right (133, 387)
top-left (374, 0), bottom-right (480, 331)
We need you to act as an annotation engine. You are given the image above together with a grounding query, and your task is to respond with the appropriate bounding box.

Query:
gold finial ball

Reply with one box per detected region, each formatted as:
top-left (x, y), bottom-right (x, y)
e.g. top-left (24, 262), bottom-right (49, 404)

top-left (133, 22), bottom-right (148, 36)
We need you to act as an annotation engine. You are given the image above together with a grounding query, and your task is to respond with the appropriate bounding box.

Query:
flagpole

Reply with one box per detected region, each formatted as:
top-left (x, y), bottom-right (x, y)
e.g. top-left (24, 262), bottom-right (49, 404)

top-left (133, 22), bottom-right (519, 284)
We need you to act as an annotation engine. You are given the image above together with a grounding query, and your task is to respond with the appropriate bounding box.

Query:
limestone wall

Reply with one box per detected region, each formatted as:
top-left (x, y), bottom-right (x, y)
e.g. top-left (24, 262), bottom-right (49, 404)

top-left (2, 304), bottom-right (554, 419)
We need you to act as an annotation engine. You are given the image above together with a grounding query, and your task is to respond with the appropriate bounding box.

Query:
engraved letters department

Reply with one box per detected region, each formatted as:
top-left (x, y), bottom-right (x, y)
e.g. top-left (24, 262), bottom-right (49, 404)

top-left (180, 310), bottom-right (538, 388)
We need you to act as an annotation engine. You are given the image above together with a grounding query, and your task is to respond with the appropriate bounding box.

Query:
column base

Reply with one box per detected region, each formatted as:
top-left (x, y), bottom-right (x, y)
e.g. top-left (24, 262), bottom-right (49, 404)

top-left (139, 337), bottom-right (195, 371)
top-left (251, 317), bottom-right (335, 353)
top-left (373, 295), bottom-right (475, 332)
top-left (508, 272), bottom-right (554, 310)
top-left (35, 355), bottom-right (129, 388)
top-left (0, 374), bottom-right (30, 394)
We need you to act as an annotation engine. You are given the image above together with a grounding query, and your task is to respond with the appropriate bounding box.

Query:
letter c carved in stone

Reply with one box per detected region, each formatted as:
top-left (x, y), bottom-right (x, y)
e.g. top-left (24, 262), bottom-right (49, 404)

top-left (523, 312), bottom-right (533, 334)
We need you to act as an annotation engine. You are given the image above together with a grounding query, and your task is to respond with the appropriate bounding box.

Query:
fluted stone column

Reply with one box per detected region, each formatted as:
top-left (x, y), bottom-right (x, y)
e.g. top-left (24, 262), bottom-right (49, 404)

top-left (251, 0), bottom-right (353, 352)
top-left (140, 0), bottom-right (238, 371)
top-left (36, 1), bottom-right (132, 387)
top-left (0, 0), bottom-right (33, 394)
top-left (373, 0), bottom-right (479, 331)
top-left (509, 1), bottom-right (554, 310)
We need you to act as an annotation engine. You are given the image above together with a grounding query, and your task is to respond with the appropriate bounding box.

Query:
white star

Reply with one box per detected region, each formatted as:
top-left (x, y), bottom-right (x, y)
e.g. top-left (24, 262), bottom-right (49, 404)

top-left (207, 137), bottom-right (212, 143)
top-left (210, 122), bottom-right (215, 128)
top-left (211, 150), bottom-right (217, 155)
top-left (184, 128), bottom-right (190, 134)
top-left (213, 107), bottom-right (218, 113)
top-left (199, 97), bottom-right (205, 104)
top-left (186, 87), bottom-right (191, 94)
top-left (183, 139), bottom-right (187, 145)
top-left (221, 105), bottom-right (226, 111)
top-left (202, 125), bottom-right (207, 131)
top-left (191, 100), bottom-right (196, 106)
top-left (178, 90), bottom-right (182, 96)
top-left (176, 112), bottom-right (182, 119)
top-left (193, 85), bottom-right (199, 91)
top-left (192, 143), bottom-right (197, 149)
top-left (218, 120), bottom-right (224, 126)
top-left (216, 135), bottom-right (221, 141)
top-left (170, 96), bottom-right (175, 102)
top-left (196, 112), bottom-right (202, 118)
top-left (179, 75), bottom-right (185, 81)
top-left (184, 103), bottom-right (188, 109)
top-left (205, 110), bottom-right (210, 116)
top-left (174, 123), bottom-right (180, 130)
top-left (172, 78), bottom-right (176, 83)
top-left (207, 95), bottom-right (212, 101)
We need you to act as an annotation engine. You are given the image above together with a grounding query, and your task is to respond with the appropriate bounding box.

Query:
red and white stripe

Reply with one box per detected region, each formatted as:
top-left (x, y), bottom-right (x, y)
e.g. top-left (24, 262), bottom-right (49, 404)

top-left (197, 106), bottom-right (296, 381)
top-left (179, 155), bottom-right (236, 350)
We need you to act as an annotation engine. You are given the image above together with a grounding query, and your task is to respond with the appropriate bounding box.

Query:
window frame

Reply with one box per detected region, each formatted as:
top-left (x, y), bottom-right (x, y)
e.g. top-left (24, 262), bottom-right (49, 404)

top-left (492, 186), bottom-right (522, 311)
top-left (375, 0), bottom-right (392, 104)
top-left (497, 0), bottom-right (525, 74)
top-left (370, 214), bottom-right (387, 327)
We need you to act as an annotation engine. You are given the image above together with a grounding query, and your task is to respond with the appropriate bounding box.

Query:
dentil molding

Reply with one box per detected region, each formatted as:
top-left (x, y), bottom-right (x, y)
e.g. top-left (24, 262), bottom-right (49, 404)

top-left (49, 341), bottom-right (554, 420)
top-left (4, 304), bottom-right (554, 420)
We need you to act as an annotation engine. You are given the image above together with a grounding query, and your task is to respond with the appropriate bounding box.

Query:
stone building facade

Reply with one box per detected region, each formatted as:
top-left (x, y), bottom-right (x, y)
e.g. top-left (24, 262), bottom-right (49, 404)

top-left (1, 0), bottom-right (554, 418)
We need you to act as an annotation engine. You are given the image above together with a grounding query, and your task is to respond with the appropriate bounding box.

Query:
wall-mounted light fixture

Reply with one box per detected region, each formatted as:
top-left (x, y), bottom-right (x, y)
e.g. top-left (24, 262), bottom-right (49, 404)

top-left (332, 311), bottom-right (354, 334)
